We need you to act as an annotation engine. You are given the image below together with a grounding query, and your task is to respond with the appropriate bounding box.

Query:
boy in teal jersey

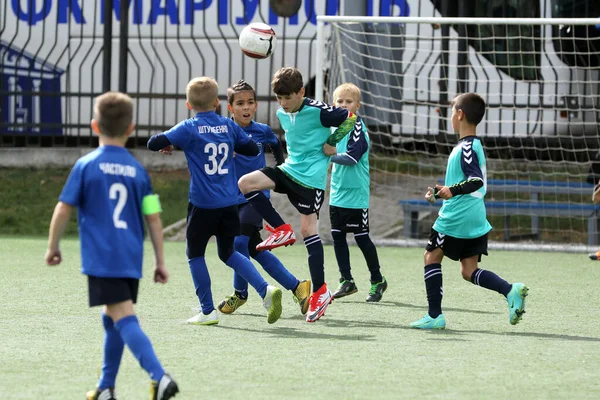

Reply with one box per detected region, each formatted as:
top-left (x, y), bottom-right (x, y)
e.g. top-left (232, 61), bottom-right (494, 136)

top-left (327, 83), bottom-right (387, 302)
top-left (216, 79), bottom-right (311, 316)
top-left (238, 67), bottom-right (357, 322)
top-left (410, 93), bottom-right (529, 330)
top-left (45, 92), bottom-right (178, 400)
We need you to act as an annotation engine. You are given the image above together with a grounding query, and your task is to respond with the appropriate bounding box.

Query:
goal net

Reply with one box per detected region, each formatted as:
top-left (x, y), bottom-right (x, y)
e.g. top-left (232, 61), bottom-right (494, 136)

top-left (317, 16), bottom-right (600, 252)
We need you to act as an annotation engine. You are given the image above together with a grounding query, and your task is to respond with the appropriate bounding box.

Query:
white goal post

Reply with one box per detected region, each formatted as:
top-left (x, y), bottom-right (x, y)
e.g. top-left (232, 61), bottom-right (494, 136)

top-left (315, 16), bottom-right (600, 252)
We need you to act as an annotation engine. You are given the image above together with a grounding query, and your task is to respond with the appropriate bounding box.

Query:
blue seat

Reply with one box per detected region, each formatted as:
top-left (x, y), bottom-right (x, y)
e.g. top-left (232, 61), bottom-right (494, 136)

top-left (398, 199), bottom-right (600, 245)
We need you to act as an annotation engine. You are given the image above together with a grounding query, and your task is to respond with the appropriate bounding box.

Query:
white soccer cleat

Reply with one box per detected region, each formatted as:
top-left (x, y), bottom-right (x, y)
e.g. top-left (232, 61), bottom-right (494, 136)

top-left (306, 284), bottom-right (333, 323)
top-left (262, 285), bottom-right (283, 324)
top-left (256, 223), bottom-right (296, 251)
top-left (186, 309), bottom-right (218, 325)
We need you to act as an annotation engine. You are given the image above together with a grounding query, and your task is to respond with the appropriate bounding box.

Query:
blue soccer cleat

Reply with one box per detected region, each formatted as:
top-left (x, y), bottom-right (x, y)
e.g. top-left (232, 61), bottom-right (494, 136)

top-left (507, 283), bottom-right (529, 325)
top-left (410, 313), bottom-right (446, 330)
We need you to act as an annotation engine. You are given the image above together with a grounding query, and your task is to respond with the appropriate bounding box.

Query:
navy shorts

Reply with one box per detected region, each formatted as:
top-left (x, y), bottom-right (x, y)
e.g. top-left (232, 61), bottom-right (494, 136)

top-left (186, 203), bottom-right (240, 259)
top-left (425, 228), bottom-right (488, 262)
top-left (238, 202), bottom-right (263, 236)
top-left (88, 276), bottom-right (139, 307)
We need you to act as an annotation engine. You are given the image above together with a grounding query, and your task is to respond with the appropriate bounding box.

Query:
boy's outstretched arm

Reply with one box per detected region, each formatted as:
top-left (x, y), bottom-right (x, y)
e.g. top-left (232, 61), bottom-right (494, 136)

top-left (147, 133), bottom-right (173, 152)
top-left (326, 112), bottom-right (357, 146)
top-left (316, 101), bottom-right (358, 146)
top-left (144, 211), bottom-right (169, 284)
top-left (234, 139), bottom-right (259, 156)
top-left (45, 202), bottom-right (73, 265)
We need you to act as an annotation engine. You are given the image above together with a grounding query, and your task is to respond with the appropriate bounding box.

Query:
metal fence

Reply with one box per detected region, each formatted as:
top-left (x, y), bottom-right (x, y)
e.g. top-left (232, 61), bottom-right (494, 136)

top-left (1, 0), bottom-right (340, 148)
top-left (1, 0), bottom-right (599, 157)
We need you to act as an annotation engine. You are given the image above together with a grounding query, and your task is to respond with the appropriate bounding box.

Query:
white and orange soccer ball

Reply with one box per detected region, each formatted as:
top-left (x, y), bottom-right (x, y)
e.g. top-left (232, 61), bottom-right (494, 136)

top-left (238, 22), bottom-right (277, 59)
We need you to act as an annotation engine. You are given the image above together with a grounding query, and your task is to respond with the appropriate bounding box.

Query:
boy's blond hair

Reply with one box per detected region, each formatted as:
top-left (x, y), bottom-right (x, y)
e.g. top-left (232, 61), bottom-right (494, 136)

top-left (94, 91), bottom-right (133, 138)
top-left (333, 83), bottom-right (361, 103)
top-left (187, 77), bottom-right (219, 111)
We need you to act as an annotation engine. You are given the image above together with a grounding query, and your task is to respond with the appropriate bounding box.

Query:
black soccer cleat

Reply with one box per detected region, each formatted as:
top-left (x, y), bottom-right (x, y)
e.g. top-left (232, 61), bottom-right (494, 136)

top-left (151, 373), bottom-right (179, 400)
top-left (86, 387), bottom-right (117, 400)
top-left (332, 279), bottom-right (358, 299)
top-left (366, 276), bottom-right (388, 302)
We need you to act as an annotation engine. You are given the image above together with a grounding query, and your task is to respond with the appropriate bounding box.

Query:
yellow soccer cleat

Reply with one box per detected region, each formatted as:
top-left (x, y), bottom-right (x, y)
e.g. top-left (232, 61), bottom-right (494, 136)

top-left (217, 292), bottom-right (248, 314)
top-left (293, 280), bottom-right (311, 315)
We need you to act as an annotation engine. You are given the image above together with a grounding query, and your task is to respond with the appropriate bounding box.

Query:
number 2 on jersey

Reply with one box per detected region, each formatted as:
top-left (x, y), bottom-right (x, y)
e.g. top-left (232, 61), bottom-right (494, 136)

top-left (109, 183), bottom-right (128, 229)
top-left (204, 143), bottom-right (229, 175)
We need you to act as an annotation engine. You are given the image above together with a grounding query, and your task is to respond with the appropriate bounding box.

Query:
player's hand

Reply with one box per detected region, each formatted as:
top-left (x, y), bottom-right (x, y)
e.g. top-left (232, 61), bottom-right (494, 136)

top-left (45, 248), bottom-right (62, 266)
top-left (153, 264), bottom-right (169, 284)
top-left (425, 187), bottom-right (436, 204)
top-left (435, 184), bottom-right (453, 200)
top-left (323, 143), bottom-right (337, 156)
top-left (159, 145), bottom-right (174, 155)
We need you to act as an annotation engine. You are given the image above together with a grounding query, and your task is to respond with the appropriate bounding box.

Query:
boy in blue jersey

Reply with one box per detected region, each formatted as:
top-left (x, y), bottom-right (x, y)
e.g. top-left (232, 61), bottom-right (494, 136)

top-left (238, 67), bottom-right (357, 322)
top-left (147, 77), bottom-right (283, 325)
top-left (327, 83), bottom-right (388, 302)
top-left (216, 80), bottom-right (312, 315)
top-left (45, 92), bottom-right (178, 400)
top-left (410, 93), bottom-right (529, 330)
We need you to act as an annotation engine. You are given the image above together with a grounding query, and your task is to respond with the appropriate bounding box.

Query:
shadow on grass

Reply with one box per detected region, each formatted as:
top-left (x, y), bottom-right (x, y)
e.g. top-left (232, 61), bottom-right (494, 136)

top-left (215, 324), bottom-right (376, 341)
top-left (460, 329), bottom-right (600, 342)
top-left (351, 300), bottom-right (501, 315)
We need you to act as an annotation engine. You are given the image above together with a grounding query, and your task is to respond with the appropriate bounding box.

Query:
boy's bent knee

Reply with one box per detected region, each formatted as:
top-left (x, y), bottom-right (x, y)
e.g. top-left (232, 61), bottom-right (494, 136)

top-left (460, 270), bottom-right (472, 281)
top-left (238, 175), bottom-right (251, 194)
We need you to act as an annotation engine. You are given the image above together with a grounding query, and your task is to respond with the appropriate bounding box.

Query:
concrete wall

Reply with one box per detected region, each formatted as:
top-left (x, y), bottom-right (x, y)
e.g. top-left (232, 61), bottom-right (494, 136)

top-left (0, 148), bottom-right (187, 170)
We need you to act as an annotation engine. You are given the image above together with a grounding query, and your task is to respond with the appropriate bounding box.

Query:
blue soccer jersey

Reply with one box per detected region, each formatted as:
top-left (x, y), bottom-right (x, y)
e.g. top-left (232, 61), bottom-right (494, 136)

top-left (235, 121), bottom-right (280, 204)
top-left (278, 98), bottom-right (350, 190)
top-left (59, 146), bottom-right (153, 279)
top-left (163, 111), bottom-right (252, 209)
top-left (433, 136), bottom-right (492, 239)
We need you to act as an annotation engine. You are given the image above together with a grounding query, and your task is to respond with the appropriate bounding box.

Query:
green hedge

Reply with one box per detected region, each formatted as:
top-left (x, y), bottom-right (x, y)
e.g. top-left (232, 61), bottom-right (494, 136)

top-left (0, 168), bottom-right (190, 236)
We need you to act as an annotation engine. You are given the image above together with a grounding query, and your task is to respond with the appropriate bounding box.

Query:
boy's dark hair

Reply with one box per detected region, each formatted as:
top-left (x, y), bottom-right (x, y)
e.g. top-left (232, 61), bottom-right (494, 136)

top-left (227, 80), bottom-right (256, 105)
top-left (453, 93), bottom-right (486, 125)
top-left (94, 92), bottom-right (133, 137)
top-left (272, 67), bottom-right (304, 96)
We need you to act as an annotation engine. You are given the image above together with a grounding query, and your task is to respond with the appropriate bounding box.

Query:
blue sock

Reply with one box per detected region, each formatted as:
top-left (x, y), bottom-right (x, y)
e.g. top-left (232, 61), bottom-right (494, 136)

top-left (114, 316), bottom-right (165, 382)
top-left (471, 268), bottom-right (512, 297)
top-left (232, 236), bottom-right (250, 297)
top-left (226, 251), bottom-right (268, 298)
top-left (98, 314), bottom-right (124, 390)
top-left (254, 251), bottom-right (298, 291)
top-left (424, 263), bottom-right (443, 318)
top-left (304, 235), bottom-right (325, 292)
top-left (244, 191), bottom-right (285, 228)
top-left (188, 256), bottom-right (214, 314)
top-left (332, 230), bottom-right (352, 281)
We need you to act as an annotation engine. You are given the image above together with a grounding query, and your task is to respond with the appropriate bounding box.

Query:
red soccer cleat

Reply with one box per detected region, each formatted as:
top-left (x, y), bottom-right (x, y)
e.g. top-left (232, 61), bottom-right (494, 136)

top-left (306, 283), bottom-right (333, 323)
top-left (256, 223), bottom-right (296, 251)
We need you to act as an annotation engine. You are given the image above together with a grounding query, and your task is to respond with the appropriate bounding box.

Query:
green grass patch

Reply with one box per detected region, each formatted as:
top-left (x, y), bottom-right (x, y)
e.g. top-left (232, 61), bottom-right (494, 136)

top-left (0, 168), bottom-right (190, 236)
top-left (2, 237), bottom-right (599, 399)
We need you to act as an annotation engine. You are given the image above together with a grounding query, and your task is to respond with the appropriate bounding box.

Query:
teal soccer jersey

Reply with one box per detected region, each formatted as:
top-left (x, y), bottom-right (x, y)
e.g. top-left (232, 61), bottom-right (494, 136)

top-left (330, 117), bottom-right (370, 209)
top-left (277, 98), bottom-right (351, 190)
top-left (433, 136), bottom-right (492, 239)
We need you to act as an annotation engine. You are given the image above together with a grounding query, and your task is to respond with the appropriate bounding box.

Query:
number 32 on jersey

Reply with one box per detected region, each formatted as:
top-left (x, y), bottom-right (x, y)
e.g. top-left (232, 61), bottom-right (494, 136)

top-left (204, 142), bottom-right (229, 175)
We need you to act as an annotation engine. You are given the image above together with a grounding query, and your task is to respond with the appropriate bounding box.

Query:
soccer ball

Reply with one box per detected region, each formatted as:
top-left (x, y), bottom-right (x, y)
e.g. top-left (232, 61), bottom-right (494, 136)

top-left (238, 23), bottom-right (277, 59)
